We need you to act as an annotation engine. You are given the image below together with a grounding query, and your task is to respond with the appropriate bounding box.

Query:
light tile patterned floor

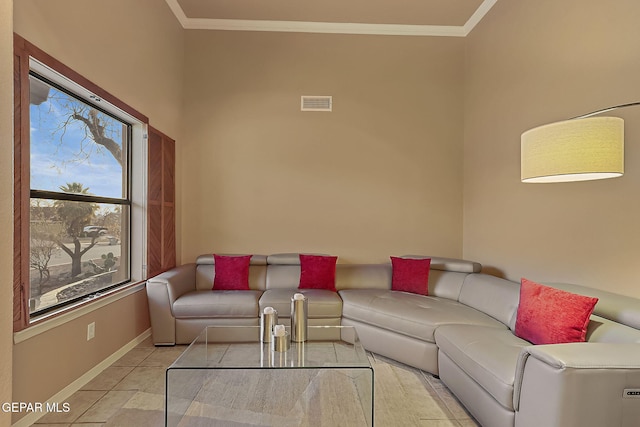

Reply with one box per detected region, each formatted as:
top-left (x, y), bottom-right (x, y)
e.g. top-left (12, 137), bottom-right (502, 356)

top-left (33, 337), bottom-right (479, 426)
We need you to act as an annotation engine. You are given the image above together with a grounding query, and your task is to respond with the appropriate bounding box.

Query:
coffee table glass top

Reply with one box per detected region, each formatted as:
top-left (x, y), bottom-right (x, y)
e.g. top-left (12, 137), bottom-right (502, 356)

top-left (168, 325), bottom-right (370, 369)
top-left (166, 326), bottom-right (374, 426)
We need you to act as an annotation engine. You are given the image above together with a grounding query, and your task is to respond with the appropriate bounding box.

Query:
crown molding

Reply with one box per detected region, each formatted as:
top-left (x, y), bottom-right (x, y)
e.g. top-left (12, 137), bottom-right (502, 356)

top-left (182, 19), bottom-right (467, 37)
top-left (463, 0), bottom-right (498, 35)
top-left (165, 0), bottom-right (497, 37)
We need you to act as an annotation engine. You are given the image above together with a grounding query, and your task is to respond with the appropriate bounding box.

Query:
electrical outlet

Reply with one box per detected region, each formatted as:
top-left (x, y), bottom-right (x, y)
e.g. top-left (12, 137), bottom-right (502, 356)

top-left (87, 322), bottom-right (95, 341)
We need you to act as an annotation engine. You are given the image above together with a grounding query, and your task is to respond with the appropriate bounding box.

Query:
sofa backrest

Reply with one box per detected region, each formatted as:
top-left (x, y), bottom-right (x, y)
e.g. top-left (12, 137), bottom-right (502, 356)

top-left (327, 263), bottom-right (475, 297)
top-left (195, 254), bottom-right (268, 291)
top-left (543, 282), bottom-right (640, 343)
top-left (265, 253), bottom-right (482, 297)
top-left (403, 255), bottom-right (483, 299)
top-left (586, 315), bottom-right (640, 343)
top-left (265, 253), bottom-right (372, 290)
top-left (333, 264), bottom-right (391, 290)
top-left (458, 274), bottom-right (521, 329)
top-left (265, 253), bottom-right (308, 289)
top-left (457, 274), bottom-right (640, 341)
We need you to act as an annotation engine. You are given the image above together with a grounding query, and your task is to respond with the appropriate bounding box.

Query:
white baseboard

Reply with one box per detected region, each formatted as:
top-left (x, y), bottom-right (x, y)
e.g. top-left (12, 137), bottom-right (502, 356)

top-left (12, 328), bottom-right (152, 427)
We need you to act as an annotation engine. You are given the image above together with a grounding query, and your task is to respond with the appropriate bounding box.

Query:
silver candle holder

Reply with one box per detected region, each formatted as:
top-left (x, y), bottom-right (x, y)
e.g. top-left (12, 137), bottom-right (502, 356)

top-left (270, 324), bottom-right (291, 352)
top-left (260, 306), bottom-right (278, 343)
top-left (291, 293), bottom-right (308, 342)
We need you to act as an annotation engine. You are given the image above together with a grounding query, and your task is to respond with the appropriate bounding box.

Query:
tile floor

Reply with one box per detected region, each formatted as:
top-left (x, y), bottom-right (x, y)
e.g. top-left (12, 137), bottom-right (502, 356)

top-left (31, 337), bottom-right (479, 426)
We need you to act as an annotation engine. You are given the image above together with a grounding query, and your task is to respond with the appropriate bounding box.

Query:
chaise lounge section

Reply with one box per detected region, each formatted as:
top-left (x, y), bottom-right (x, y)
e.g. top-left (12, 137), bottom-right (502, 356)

top-left (338, 258), bottom-right (517, 374)
top-left (146, 253), bottom-right (640, 427)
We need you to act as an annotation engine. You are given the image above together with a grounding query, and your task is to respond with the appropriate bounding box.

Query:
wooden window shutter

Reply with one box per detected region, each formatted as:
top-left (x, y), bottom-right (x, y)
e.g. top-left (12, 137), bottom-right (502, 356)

top-left (147, 126), bottom-right (176, 278)
top-left (13, 34), bottom-right (30, 331)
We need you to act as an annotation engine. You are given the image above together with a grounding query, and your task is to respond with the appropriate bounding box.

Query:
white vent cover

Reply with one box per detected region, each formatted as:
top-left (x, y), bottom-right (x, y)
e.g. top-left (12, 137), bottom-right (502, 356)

top-left (301, 96), bottom-right (332, 112)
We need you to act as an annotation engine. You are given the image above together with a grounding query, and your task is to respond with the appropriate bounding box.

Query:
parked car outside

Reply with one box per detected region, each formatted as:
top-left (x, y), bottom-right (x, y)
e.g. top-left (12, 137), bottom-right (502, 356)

top-left (83, 225), bottom-right (108, 237)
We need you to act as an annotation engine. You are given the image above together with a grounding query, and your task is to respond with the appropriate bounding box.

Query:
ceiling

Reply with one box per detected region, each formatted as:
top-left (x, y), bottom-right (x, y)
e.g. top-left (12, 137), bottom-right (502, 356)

top-left (165, 0), bottom-right (498, 37)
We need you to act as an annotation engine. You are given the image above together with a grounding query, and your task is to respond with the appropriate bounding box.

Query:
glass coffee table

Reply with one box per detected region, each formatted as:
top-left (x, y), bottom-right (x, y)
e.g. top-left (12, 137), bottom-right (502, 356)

top-left (166, 325), bottom-right (374, 426)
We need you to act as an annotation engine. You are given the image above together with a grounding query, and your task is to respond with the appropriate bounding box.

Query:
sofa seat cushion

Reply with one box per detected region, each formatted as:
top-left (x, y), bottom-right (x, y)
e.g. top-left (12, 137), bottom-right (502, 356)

top-left (339, 289), bottom-right (507, 343)
top-left (435, 324), bottom-right (530, 411)
top-left (259, 289), bottom-right (342, 318)
top-left (173, 290), bottom-right (262, 318)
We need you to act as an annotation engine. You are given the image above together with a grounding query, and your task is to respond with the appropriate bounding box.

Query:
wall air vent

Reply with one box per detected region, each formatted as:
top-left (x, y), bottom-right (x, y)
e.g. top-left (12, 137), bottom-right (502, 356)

top-left (301, 96), bottom-right (332, 112)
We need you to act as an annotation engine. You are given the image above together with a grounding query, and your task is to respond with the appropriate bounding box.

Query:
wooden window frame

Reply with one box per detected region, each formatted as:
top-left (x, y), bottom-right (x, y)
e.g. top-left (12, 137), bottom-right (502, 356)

top-left (13, 34), bottom-right (150, 331)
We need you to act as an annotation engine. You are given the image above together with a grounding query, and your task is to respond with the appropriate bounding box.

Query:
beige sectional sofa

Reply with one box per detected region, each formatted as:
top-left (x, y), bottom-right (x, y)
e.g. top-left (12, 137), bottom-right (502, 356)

top-left (146, 253), bottom-right (640, 427)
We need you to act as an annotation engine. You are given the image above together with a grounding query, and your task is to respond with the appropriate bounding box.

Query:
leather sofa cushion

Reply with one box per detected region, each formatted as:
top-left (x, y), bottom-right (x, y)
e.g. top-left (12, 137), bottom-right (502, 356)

top-left (339, 289), bottom-right (506, 343)
top-left (265, 265), bottom-right (301, 289)
top-left (259, 289), bottom-right (343, 318)
top-left (435, 324), bottom-right (530, 411)
top-left (172, 290), bottom-right (262, 318)
top-left (458, 274), bottom-right (521, 330)
top-left (334, 264), bottom-right (392, 290)
top-left (402, 255), bottom-right (481, 273)
top-left (586, 315), bottom-right (640, 343)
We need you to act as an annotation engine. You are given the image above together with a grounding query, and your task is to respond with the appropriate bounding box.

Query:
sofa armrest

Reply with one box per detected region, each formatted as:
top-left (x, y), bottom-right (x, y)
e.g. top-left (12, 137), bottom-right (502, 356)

top-left (514, 343), bottom-right (640, 427)
top-left (148, 263), bottom-right (197, 303)
top-left (146, 263), bottom-right (196, 345)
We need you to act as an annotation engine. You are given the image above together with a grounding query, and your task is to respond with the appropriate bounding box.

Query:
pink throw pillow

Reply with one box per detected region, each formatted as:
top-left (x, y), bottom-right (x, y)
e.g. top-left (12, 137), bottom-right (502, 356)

top-left (391, 257), bottom-right (431, 295)
top-left (299, 254), bottom-right (338, 292)
top-left (515, 278), bottom-right (598, 345)
top-left (212, 254), bottom-right (252, 290)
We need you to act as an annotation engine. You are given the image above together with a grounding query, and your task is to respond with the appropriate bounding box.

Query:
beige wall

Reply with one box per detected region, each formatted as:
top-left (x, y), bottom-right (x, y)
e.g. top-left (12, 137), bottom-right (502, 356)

top-left (463, 0), bottom-right (640, 298)
top-left (12, 292), bottom-right (150, 411)
top-left (1, 0), bottom-right (14, 423)
top-left (12, 0), bottom-right (184, 421)
top-left (181, 31), bottom-right (465, 264)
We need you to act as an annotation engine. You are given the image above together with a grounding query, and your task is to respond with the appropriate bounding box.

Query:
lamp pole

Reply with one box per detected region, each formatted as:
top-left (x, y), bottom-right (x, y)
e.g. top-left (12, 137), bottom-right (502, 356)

top-left (571, 101), bottom-right (640, 119)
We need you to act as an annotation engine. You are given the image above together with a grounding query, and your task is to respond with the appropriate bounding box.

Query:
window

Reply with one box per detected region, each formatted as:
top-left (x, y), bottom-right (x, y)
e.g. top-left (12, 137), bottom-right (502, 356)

top-left (14, 35), bottom-right (150, 328)
top-left (28, 71), bottom-right (132, 316)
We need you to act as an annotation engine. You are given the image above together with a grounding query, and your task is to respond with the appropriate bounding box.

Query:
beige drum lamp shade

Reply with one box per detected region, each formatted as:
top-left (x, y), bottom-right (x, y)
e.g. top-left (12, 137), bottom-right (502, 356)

top-left (521, 116), bottom-right (624, 183)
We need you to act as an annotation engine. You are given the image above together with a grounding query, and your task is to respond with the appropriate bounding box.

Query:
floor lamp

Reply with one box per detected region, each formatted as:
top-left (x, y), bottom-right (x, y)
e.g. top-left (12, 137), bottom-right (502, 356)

top-left (521, 102), bottom-right (640, 183)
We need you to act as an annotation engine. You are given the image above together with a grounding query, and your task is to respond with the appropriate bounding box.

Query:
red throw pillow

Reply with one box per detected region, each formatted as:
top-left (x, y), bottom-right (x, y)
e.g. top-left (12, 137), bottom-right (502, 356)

top-left (391, 257), bottom-right (431, 295)
top-left (515, 278), bottom-right (598, 345)
top-left (212, 254), bottom-right (252, 290)
top-left (299, 254), bottom-right (338, 292)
